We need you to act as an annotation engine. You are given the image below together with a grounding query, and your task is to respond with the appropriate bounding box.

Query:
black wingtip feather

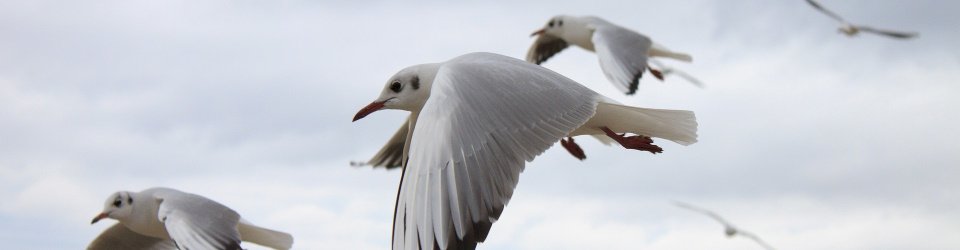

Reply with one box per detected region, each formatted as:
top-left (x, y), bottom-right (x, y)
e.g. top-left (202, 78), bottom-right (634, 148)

top-left (625, 70), bottom-right (642, 95)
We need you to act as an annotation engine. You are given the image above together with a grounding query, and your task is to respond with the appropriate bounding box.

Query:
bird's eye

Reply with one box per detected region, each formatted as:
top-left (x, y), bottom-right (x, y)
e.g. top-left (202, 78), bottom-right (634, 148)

top-left (558, 20), bottom-right (563, 26)
top-left (113, 199), bottom-right (122, 207)
top-left (548, 20), bottom-right (554, 27)
top-left (390, 81), bottom-right (402, 93)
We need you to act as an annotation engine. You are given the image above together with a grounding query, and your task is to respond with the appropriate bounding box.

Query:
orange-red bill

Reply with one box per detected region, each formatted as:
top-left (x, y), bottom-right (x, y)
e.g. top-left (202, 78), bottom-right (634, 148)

top-left (530, 29), bottom-right (545, 37)
top-left (353, 100), bottom-right (386, 122)
top-left (91, 212), bottom-right (108, 224)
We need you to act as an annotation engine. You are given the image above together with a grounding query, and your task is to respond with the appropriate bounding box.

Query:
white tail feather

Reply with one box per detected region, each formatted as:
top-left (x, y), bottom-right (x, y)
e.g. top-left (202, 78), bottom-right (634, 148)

top-left (238, 220), bottom-right (294, 250)
top-left (594, 103), bottom-right (698, 145)
top-left (649, 44), bottom-right (693, 63)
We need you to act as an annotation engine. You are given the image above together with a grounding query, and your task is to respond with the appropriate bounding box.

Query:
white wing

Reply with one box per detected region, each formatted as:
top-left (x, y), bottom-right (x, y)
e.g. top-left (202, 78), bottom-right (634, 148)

top-left (591, 23), bottom-right (653, 95)
top-left (393, 52), bottom-right (599, 249)
top-left (674, 201), bottom-right (734, 228)
top-left (805, 0), bottom-right (846, 22)
top-left (353, 118), bottom-right (410, 169)
top-left (856, 26), bottom-right (918, 39)
top-left (155, 189), bottom-right (243, 250)
top-left (526, 34), bottom-right (569, 65)
top-left (87, 223), bottom-right (178, 250)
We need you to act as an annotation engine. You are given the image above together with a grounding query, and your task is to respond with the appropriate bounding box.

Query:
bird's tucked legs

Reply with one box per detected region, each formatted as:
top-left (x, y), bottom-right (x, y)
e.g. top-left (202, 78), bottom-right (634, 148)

top-left (648, 67), bottom-right (664, 81)
top-left (600, 127), bottom-right (663, 154)
top-left (560, 137), bottom-right (586, 160)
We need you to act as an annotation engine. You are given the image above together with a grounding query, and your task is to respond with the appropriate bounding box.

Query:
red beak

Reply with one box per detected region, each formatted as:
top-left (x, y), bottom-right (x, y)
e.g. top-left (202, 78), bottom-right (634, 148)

top-left (353, 100), bottom-right (387, 122)
top-left (91, 212), bottom-right (108, 224)
top-left (530, 29), bottom-right (545, 37)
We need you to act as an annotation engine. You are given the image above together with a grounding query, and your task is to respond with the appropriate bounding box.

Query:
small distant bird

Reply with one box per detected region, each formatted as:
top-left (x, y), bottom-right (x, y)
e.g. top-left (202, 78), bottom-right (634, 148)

top-left (353, 52), bottom-right (697, 249)
top-left (674, 201), bottom-right (775, 250)
top-left (805, 0), bottom-right (918, 39)
top-left (527, 15), bottom-right (693, 95)
top-left (89, 187), bottom-right (294, 250)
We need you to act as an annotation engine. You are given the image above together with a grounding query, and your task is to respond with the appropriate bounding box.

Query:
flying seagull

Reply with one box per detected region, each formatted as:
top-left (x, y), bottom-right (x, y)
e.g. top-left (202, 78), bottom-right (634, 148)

top-left (89, 187), bottom-right (294, 250)
top-left (674, 201), bottom-right (775, 250)
top-left (527, 15), bottom-right (693, 95)
top-left (805, 0), bottom-right (918, 39)
top-left (353, 52), bottom-right (697, 249)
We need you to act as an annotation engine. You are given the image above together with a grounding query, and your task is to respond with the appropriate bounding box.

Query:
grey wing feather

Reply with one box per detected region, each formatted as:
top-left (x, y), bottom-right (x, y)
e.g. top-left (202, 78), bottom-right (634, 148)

top-left (87, 223), bottom-right (178, 250)
top-left (856, 26), bottom-right (918, 39)
top-left (354, 119), bottom-right (409, 169)
top-left (156, 191), bottom-right (243, 250)
top-left (526, 34), bottom-right (569, 65)
top-left (805, 0), bottom-right (846, 22)
top-left (393, 52), bottom-right (599, 250)
top-left (592, 25), bottom-right (653, 95)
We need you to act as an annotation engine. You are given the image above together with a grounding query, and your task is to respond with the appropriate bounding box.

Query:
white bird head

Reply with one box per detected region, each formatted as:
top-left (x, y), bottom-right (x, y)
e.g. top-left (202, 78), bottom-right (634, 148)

top-left (353, 63), bottom-right (440, 121)
top-left (91, 191), bottom-right (135, 224)
top-left (531, 15), bottom-right (571, 37)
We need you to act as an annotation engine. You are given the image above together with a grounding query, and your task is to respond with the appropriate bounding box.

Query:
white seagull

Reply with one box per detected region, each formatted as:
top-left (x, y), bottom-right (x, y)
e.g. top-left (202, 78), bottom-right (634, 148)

top-left (674, 201), bottom-right (775, 250)
top-left (527, 15), bottom-right (693, 95)
top-left (805, 0), bottom-right (918, 39)
top-left (89, 187), bottom-right (294, 250)
top-left (353, 52), bottom-right (697, 249)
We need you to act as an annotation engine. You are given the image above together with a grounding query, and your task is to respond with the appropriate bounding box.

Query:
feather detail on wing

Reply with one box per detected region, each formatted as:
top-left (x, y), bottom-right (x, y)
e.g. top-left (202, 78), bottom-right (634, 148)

top-left (592, 25), bottom-right (653, 95)
top-left (87, 223), bottom-right (177, 250)
top-left (526, 34), bottom-right (569, 65)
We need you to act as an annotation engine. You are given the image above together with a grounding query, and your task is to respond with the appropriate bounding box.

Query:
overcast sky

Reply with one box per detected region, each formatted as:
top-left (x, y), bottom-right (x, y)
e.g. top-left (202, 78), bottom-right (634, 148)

top-left (1, 0), bottom-right (958, 249)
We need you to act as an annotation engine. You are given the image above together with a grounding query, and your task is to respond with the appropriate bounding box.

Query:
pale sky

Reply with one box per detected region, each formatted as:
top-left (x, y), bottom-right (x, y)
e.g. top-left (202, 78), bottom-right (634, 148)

top-left (1, 0), bottom-right (958, 249)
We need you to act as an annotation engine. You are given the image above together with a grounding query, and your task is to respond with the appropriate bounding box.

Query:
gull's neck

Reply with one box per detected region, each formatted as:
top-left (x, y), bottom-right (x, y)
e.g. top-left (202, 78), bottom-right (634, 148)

top-left (560, 16), bottom-right (599, 51)
top-left (404, 63), bottom-right (442, 113)
top-left (123, 190), bottom-right (169, 239)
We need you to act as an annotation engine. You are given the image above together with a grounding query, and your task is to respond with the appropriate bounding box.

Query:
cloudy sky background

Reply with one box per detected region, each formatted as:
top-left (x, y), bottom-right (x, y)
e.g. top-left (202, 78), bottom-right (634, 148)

top-left (1, 0), bottom-right (958, 249)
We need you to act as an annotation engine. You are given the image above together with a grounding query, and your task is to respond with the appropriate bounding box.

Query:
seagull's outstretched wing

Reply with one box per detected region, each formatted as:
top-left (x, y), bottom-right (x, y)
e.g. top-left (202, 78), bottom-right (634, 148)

top-left (352, 118), bottom-right (410, 169)
top-left (393, 52), bottom-right (598, 249)
top-left (87, 223), bottom-right (178, 250)
top-left (805, 0), bottom-right (846, 22)
top-left (857, 26), bottom-right (918, 39)
top-left (526, 34), bottom-right (570, 65)
top-left (591, 23), bottom-right (653, 95)
top-left (156, 190), bottom-right (243, 250)
top-left (674, 201), bottom-right (733, 227)
top-left (737, 230), bottom-right (777, 250)
top-left (648, 59), bottom-right (704, 88)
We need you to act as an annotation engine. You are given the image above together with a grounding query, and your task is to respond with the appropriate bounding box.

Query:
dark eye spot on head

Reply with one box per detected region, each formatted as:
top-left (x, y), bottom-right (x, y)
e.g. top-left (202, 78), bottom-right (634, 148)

top-left (390, 81), bottom-right (402, 93)
top-left (113, 198), bottom-right (122, 207)
top-left (548, 20), bottom-right (554, 27)
top-left (128, 196), bottom-right (133, 204)
top-left (411, 76), bottom-right (420, 90)
top-left (558, 20), bottom-right (563, 26)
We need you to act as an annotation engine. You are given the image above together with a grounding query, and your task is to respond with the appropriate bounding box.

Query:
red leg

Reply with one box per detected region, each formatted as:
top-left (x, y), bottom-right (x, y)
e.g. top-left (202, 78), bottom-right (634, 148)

top-left (560, 137), bottom-right (586, 160)
top-left (600, 127), bottom-right (663, 154)
top-left (649, 68), bottom-right (665, 81)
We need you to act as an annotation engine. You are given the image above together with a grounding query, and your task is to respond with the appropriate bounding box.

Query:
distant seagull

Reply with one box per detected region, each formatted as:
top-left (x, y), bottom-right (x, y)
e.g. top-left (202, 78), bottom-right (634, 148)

top-left (90, 187), bottom-right (294, 250)
top-left (674, 201), bottom-right (775, 250)
top-left (527, 15), bottom-right (693, 95)
top-left (805, 0), bottom-right (918, 39)
top-left (353, 52), bottom-right (697, 249)
top-left (648, 58), bottom-right (704, 88)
